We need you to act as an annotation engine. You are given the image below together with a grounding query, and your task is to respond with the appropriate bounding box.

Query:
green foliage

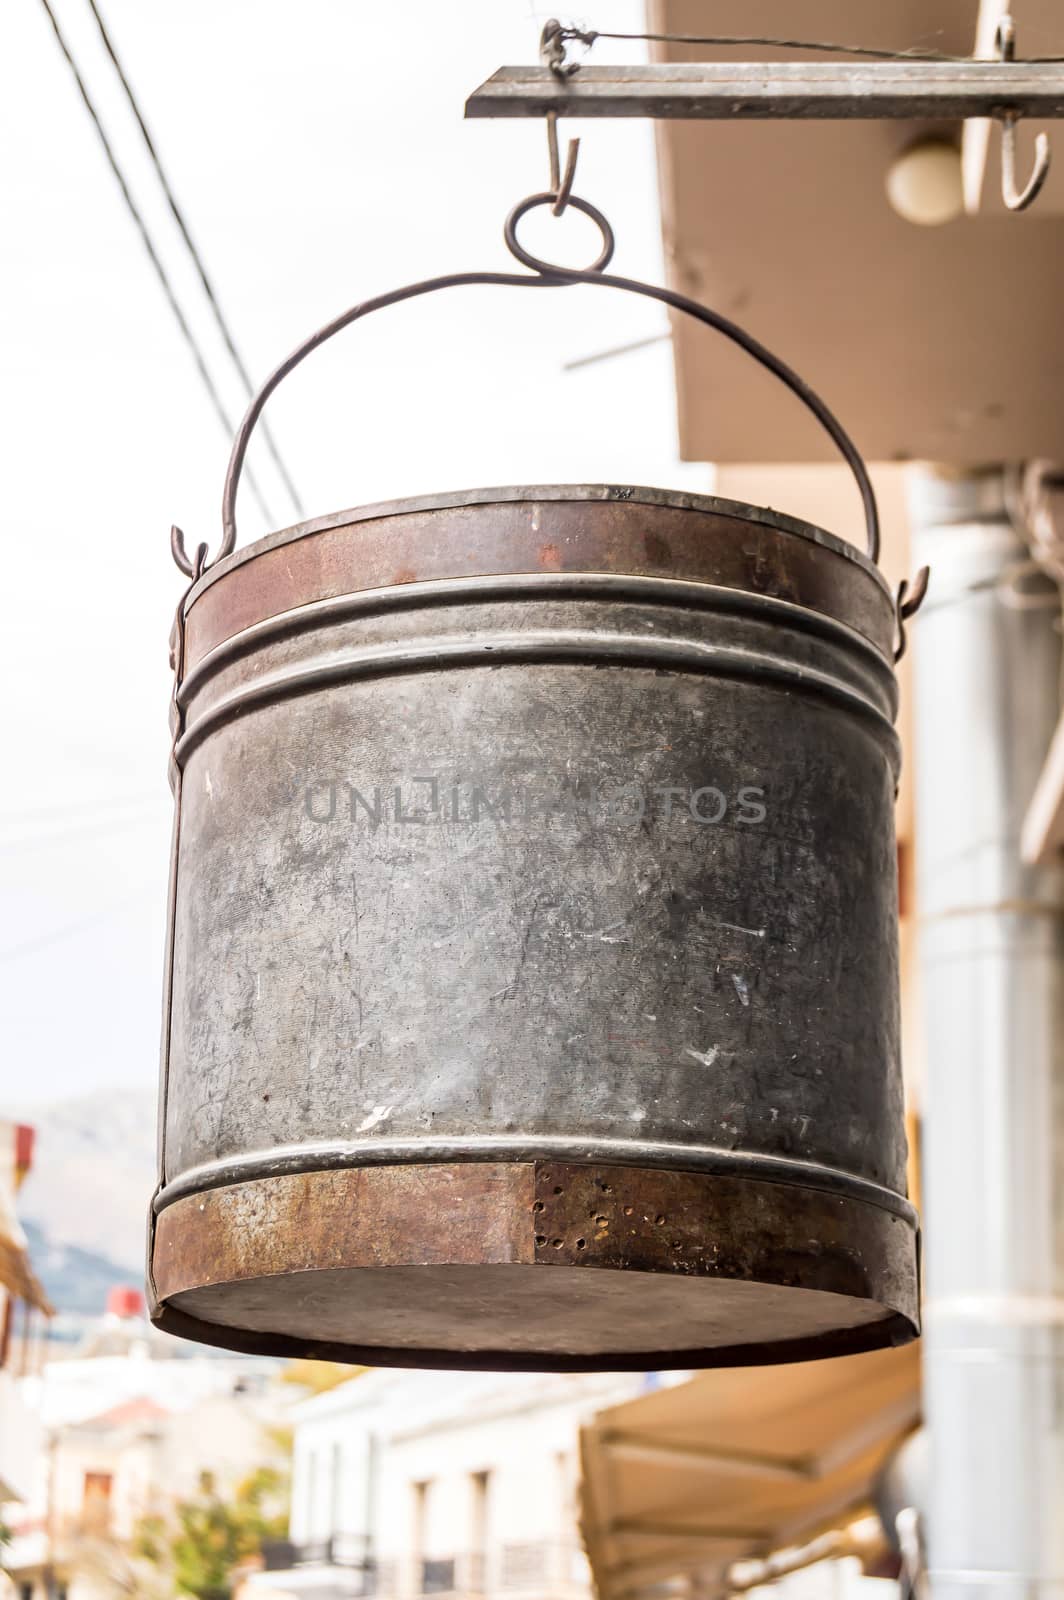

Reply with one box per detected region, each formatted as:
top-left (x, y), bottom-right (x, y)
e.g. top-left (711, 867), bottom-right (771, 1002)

top-left (134, 1467), bottom-right (288, 1600)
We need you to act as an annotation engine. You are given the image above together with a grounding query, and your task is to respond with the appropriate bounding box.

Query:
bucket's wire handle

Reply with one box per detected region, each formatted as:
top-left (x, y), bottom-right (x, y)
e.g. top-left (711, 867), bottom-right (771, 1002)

top-left (172, 194), bottom-right (881, 577)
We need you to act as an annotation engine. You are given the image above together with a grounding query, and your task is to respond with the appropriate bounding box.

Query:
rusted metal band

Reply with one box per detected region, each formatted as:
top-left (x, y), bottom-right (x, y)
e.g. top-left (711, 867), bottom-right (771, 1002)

top-left (173, 629), bottom-right (901, 771)
top-left (154, 1135), bottom-right (919, 1227)
top-left (184, 487), bottom-right (894, 609)
top-left (180, 490), bottom-right (897, 670)
top-left (176, 572), bottom-right (897, 710)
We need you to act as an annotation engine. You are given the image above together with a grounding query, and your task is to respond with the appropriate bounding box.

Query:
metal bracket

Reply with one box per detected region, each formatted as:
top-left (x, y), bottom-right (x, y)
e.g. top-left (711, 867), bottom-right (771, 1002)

top-left (468, 15), bottom-right (1063, 212)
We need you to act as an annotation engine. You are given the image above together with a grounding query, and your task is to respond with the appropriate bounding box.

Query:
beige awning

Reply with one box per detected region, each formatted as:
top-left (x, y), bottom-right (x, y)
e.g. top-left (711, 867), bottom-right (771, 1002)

top-left (580, 1343), bottom-right (920, 1600)
top-left (0, 1124), bottom-right (52, 1314)
top-left (0, 1229), bottom-right (52, 1314)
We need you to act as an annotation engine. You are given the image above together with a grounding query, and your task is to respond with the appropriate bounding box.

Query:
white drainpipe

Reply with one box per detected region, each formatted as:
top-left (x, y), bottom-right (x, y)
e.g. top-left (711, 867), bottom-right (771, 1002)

top-left (909, 467), bottom-right (1064, 1598)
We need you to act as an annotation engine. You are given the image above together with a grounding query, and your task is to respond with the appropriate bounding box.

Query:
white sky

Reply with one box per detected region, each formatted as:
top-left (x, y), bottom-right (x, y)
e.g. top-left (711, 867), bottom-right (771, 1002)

top-left (0, 1), bottom-right (711, 1107)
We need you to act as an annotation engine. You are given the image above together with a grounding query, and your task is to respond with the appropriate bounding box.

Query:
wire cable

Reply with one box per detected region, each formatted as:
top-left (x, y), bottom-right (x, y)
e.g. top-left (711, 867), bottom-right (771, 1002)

top-left (84, 0), bottom-right (304, 520)
top-left (558, 25), bottom-right (1064, 64)
top-left (36, 0), bottom-right (277, 527)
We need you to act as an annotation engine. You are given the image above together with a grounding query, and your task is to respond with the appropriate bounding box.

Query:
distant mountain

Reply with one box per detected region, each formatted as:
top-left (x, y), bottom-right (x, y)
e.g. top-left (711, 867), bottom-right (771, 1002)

top-left (13, 1087), bottom-right (157, 1308)
top-left (21, 1217), bottom-right (138, 1318)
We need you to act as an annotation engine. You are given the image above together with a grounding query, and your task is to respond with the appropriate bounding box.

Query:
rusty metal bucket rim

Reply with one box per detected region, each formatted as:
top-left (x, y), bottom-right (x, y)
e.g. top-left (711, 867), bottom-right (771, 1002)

top-left (180, 484), bottom-right (895, 614)
top-left (154, 1135), bottom-right (919, 1228)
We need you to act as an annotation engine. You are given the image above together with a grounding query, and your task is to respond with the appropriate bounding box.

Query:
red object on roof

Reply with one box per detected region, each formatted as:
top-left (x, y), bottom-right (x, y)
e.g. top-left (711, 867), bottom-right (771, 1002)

top-left (107, 1286), bottom-right (145, 1319)
top-left (15, 1124), bottom-right (34, 1176)
top-left (80, 1395), bottom-right (169, 1430)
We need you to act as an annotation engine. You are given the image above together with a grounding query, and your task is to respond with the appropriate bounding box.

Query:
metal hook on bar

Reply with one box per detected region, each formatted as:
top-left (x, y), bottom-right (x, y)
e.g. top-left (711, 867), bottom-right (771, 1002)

top-left (546, 110), bottom-right (580, 215)
top-left (995, 13), bottom-right (1051, 213)
top-left (999, 112), bottom-right (1051, 212)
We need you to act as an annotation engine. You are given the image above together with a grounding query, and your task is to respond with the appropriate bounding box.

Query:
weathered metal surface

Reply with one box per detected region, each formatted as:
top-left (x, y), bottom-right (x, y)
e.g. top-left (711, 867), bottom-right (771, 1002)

top-left (152, 485), bottom-right (916, 1366)
top-left (465, 60), bottom-right (1064, 120)
top-left (530, 1165), bottom-right (913, 1300)
top-left (152, 1162), bottom-right (916, 1370)
top-left (154, 1164), bottom-right (537, 1286)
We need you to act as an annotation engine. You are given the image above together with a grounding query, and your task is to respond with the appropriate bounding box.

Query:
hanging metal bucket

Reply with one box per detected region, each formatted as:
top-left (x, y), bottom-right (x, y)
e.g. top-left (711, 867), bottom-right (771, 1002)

top-left (148, 197), bottom-right (921, 1369)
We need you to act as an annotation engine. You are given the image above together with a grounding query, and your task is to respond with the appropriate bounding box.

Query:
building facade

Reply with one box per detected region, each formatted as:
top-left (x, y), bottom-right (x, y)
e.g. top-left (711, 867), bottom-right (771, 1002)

top-left (247, 1369), bottom-right (652, 1600)
top-left (3, 1291), bottom-right (288, 1600)
top-left (0, 1120), bottom-right (50, 1524)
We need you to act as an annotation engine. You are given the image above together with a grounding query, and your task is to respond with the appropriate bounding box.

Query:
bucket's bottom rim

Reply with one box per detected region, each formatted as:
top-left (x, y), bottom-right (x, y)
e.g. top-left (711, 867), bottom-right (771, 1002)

top-left (150, 1294), bottom-right (918, 1374)
top-left (147, 1159), bottom-right (920, 1369)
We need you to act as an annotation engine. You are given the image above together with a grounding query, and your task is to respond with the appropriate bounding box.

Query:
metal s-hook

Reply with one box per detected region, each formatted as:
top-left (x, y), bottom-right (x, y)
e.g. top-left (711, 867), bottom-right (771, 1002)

top-left (546, 111), bottom-right (580, 215)
top-left (995, 14), bottom-right (1052, 213)
top-left (539, 19), bottom-right (581, 216)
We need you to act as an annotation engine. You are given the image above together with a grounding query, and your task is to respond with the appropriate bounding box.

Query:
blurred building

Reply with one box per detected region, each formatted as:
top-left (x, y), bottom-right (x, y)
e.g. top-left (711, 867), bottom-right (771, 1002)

top-left (3, 1286), bottom-right (289, 1600)
top-left (242, 1369), bottom-right (651, 1600)
top-left (0, 1121), bottom-right (51, 1512)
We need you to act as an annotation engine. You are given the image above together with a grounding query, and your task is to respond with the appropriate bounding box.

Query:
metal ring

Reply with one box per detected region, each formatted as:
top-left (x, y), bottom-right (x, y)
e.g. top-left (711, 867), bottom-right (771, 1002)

top-left (503, 192), bottom-right (615, 275)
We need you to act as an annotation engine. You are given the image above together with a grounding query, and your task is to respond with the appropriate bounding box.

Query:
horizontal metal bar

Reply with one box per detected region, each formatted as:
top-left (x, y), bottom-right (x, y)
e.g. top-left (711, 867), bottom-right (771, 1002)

top-left (600, 1430), bottom-right (812, 1481)
top-left (606, 1520), bottom-right (769, 1544)
top-left (465, 61), bottom-right (1064, 120)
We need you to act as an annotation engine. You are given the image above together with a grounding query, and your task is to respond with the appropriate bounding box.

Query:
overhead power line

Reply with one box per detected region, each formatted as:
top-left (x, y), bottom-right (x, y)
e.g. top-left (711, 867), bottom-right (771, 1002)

top-left (563, 331), bottom-right (669, 371)
top-left (36, 0), bottom-right (277, 528)
top-left (84, 0), bottom-right (304, 520)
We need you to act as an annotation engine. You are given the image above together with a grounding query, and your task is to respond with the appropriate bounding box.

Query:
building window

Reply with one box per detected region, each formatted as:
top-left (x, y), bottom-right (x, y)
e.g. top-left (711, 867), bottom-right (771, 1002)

top-left (411, 1480), bottom-right (430, 1594)
top-left (421, 1558), bottom-right (455, 1595)
top-left (19, 1583), bottom-right (34, 1600)
top-left (468, 1470), bottom-right (490, 1593)
top-left (82, 1470), bottom-right (113, 1534)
